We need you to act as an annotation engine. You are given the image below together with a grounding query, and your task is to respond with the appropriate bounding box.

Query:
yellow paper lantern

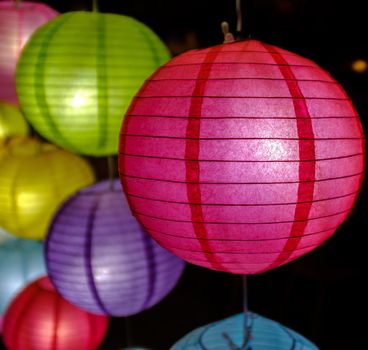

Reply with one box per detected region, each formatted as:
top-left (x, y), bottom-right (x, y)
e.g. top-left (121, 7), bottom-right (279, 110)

top-left (0, 137), bottom-right (95, 240)
top-left (0, 101), bottom-right (29, 141)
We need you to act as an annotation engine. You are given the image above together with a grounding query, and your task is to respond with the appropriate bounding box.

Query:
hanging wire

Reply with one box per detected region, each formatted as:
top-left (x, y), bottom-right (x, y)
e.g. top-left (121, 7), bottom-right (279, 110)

top-left (240, 275), bottom-right (252, 350)
top-left (92, 0), bottom-right (99, 12)
top-left (107, 156), bottom-right (116, 190)
top-left (236, 0), bottom-right (243, 34)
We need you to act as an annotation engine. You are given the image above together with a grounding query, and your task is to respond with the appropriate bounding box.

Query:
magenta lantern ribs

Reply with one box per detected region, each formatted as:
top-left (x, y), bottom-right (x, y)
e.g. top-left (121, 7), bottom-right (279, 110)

top-left (119, 39), bottom-right (365, 275)
top-left (0, 1), bottom-right (58, 105)
top-left (45, 180), bottom-right (185, 316)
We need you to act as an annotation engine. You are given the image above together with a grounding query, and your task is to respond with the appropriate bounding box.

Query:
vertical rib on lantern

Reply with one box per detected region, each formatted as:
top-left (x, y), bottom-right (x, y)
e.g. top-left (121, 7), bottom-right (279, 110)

top-left (170, 312), bottom-right (319, 349)
top-left (2, 277), bottom-right (108, 350)
top-left (119, 39), bottom-right (365, 274)
top-left (45, 179), bottom-right (185, 316)
top-left (0, 1), bottom-right (58, 105)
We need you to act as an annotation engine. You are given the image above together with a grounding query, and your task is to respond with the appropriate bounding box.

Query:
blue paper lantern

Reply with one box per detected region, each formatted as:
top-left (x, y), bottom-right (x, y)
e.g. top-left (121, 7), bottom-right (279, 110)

top-left (171, 312), bottom-right (319, 350)
top-left (0, 239), bottom-right (46, 316)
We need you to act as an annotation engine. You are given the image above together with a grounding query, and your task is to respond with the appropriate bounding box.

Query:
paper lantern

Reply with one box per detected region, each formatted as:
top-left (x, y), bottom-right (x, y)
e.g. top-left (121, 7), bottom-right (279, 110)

top-left (0, 239), bottom-right (45, 316)
top-left (46, 179), bottom-right (185, 316)
top-left (0, 1), bottom-right (58, 105)
top-left (119, 39), bottom-right (365, 274)
top-left (0, 137), bottom-right (95, 240)
top-left (2, 276), bottom-right (109, 350)
top-left (171, 312), bottom-right (318, 349)
top-left (0, 101), bottom-right (29, 141)
top-left (16, 12), bottom-right (170, 156)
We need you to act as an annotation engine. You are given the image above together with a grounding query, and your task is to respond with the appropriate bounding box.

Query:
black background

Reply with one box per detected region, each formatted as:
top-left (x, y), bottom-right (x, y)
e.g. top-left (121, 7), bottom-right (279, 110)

top-left (1, 0), bottom-right (368, 349)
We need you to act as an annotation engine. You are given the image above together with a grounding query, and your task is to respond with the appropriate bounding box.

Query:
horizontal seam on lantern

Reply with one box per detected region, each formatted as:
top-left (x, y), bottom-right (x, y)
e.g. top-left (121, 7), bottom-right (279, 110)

top-left (121, 133), bottom-right (364, 141)
top-left (165, 62), bottom-right (320, 68)
top-left (120, 152), bottom-right (365, 163)
top-left (185, 255), bottom-right (315, 266)
top-left (126, 114), bottom-right (360, 120)
top-left (154, 241), bottom-right (324, 255)
top-left (146, 77), bottom-right (338, 83)
top-left (142, 224), bottom-right (340, 241)
top-left (134, 96), bottom-right (351, 101)
top-left (184, 49), bottom-right (302, 56)
top-left (126, 188), bottom-right (361, 206)
top-left (132, 206), bottom-right (353, 225)
top-left (119, 170), bottom-right (364, 184)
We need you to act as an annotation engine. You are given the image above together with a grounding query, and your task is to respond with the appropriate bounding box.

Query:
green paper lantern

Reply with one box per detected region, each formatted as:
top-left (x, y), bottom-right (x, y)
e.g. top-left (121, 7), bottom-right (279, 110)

top-left (16, 11), bottom-right (170, 156)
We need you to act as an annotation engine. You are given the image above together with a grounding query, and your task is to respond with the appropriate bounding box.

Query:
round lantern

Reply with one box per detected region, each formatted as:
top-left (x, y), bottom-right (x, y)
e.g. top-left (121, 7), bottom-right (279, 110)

top-left (46, 179), bottom-right (185, 316)
top-left (119, 39), bottom-right (365, 274)
top-left (2, 276), bottom-right (109, 350)
top-left (16, 12), bottom-right (170, 156)
top-left (0, 1), bottom-right (58, 105)
top-left (0, 101), bottom-right (29, 141)
top-left (0, 239), bottom-right (45, 316)
top-left (171, 312), bottom-right (318, 349)
top-left (0, 137), bottom-right (95, 240)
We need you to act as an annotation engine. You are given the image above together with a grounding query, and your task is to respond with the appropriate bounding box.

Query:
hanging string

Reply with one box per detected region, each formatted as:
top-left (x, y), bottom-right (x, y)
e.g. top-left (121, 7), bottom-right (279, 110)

top-left (236, 0), bottom-right (243, 34)
top-left (92, 0), bottom-right (99, 12)
top-left (221, 22), bottom-right (235, 44)
top-left (240, 275), bottom-right (252, 350)
top-left (124, 317), bottom-right (133, 348)
top-left (107, 156), bottom-right (116, 190)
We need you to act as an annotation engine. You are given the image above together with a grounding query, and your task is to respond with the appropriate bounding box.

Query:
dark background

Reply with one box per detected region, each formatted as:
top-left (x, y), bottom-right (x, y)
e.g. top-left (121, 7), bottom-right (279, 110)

top-left (2, 0), bottom-right (368, 349)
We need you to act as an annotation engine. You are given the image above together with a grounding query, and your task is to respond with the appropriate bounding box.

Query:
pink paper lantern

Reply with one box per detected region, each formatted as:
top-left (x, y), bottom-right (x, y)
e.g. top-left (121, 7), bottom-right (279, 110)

top-left (0, 1), bottom-right (58, 105)
top-left (119, 39), bottom-right (365, 275)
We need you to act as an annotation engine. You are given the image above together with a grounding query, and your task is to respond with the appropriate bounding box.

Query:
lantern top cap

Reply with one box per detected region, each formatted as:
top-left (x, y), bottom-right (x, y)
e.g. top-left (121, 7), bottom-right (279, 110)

top-left (78, 178), bottom-right (122, 196)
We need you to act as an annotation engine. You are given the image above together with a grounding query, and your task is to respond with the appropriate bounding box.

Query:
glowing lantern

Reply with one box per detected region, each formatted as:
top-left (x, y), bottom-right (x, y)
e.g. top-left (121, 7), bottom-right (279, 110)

top-left (0, 137), bottom-right (95, 240)
top-left (46, 179), bottom-right (185, 316)
top-left (16, 11), bottom-right (170, 156)
top-left (0, 101), bottom-right (29, 141)
top-left (171, 312), bottom-right (318, 349)
top-left (2, 276), bottom-right (109, 350)
top-left (119, 39), bottom-right (365, 274)
top-left (0, 240), bottom-right (45, 316)
top-left (0, 1), bottom-right (58, 105)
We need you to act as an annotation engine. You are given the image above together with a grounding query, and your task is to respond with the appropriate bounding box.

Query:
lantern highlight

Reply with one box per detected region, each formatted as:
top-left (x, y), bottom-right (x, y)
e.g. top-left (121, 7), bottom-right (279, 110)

top-left (119, 39), bottom-right (365, 274)
top-left (171, 312), bottom-right (318, 349)
top-left (46, 179), bottom-right (185, 316)
top-left (16, 11), bottom-right (170, 156)
top-left (0, 101), bottom-right (29, 141)
top-left (0, 137), bottom-right (95, 240)
top-left (0, 1), bottom-right (58, 105)
top-left (2, 276), bottom-right (109, 350)
top-left (0, 239), bottom-right (45, 316)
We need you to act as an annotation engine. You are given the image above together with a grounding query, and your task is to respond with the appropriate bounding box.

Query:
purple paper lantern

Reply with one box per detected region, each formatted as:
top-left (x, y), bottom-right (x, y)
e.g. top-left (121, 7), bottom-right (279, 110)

top-left (45, 179), bottom-right (185, 317)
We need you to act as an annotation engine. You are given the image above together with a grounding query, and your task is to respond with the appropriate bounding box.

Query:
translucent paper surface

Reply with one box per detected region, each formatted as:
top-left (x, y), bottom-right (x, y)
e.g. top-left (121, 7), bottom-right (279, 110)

top-left (0, 1), bottom-right (58, 105)
top-left (171, 312), bottom-right (318, 349)
top-left (0, 101), bottom-right (29, 141)
top-left (46, 180), bottom-right (185, 316)
top-left (0, 138), bottom-right (95, 239)
top-left (3, 277), bottom-right (108, 350)
top-left (119, 39), bottom-right (365, 274)
top-left (17, 12), bottom-right (170, 156)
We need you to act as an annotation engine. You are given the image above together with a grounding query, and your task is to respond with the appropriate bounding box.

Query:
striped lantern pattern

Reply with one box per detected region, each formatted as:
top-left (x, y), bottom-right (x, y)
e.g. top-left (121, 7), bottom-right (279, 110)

top-left (119, 39), bottom-right (365, 274)
top-left (0, 101), bottom-right (29, 141)
top-left (0, 239), bottom-right (45, 316)
top-left (16, 11), bottom-right (170, 156)
top-left (171, 312), bottom-right (318, 350)
top-left (0, 137), bottom-right (95, 240)
top-left (46, 179), bottom-right (185, 316)
top-left (0, 1), bottom-right (58, 105)
top-left (2, 276), bottom-right (108, 350)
